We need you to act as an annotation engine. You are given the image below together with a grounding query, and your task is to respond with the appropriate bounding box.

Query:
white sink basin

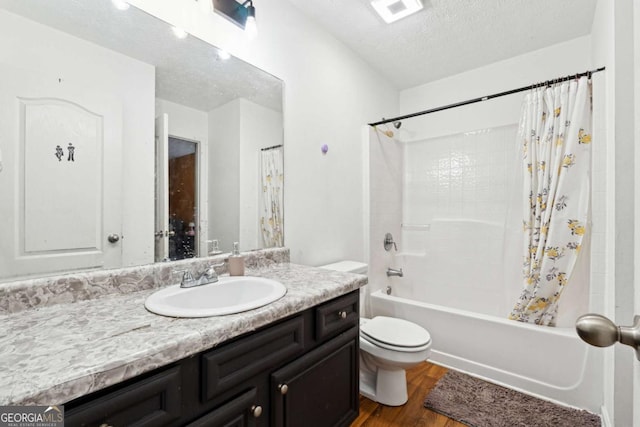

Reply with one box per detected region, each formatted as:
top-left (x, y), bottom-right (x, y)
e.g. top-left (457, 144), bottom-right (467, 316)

top-left (145, 276), bottom-right (287, 317)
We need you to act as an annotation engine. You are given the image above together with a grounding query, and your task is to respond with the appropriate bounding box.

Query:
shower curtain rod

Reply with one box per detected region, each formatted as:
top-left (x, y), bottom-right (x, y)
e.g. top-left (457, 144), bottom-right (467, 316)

top-left (261, 144), bottom-right (283, 151)
top-left (368, 66), bottom-right (605, 127)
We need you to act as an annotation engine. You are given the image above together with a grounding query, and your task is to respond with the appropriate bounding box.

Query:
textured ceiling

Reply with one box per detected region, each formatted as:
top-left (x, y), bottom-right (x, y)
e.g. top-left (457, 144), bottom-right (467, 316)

top-left (286, 0), bottom-right (597, 89)
top-left (0, 0), bottom-right (283, 112)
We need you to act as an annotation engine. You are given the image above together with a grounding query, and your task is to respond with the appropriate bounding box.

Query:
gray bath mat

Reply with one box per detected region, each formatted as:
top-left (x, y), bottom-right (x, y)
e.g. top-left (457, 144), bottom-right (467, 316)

top-left (424, 370), bottom-right (601, 427)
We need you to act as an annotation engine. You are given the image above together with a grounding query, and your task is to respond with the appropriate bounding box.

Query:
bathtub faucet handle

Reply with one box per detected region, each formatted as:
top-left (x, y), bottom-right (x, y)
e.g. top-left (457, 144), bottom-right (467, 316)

top-left (384, 233), bottom-right (397, 252)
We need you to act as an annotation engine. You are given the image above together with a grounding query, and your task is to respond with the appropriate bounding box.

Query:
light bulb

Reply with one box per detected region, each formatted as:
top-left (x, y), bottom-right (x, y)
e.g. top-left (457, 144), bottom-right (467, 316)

top-left (245, 16), bottom-right (257, 40)
top-left (244, 2), bottom-right (257, 40)
top-left (111, 0), bottom-right (130, 11)
top-left (171, 26), bottom-right (188, 39)
top-left (218, 49), bottom-right (231, 60)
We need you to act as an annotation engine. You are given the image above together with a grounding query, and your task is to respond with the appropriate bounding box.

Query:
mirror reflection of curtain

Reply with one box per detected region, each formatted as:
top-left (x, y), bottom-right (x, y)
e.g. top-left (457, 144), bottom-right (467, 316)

top-left (260, 146), bottom-right (284, 247)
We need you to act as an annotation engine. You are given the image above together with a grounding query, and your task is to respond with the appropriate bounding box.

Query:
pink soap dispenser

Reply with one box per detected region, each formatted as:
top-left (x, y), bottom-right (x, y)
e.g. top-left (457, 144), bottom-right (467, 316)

top-left (228, 242), bottom-right (245, 276)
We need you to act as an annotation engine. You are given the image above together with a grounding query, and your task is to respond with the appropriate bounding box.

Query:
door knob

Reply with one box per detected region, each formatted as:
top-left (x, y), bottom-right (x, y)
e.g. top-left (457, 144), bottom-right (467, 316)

top-left (107, 234), bottom-right (120, 243)
top-left (575, 314), bottom-right (640, 360)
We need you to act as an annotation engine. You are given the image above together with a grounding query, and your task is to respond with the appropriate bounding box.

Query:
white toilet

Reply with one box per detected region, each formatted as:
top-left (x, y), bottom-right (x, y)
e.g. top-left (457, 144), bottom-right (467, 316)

top-left (318, 261), bottom-right (432, 406)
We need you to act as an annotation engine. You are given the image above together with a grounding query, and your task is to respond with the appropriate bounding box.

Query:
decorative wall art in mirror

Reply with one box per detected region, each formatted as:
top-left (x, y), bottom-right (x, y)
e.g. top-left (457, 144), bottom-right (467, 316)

top-left (0, 0), bottom-right (284, 283)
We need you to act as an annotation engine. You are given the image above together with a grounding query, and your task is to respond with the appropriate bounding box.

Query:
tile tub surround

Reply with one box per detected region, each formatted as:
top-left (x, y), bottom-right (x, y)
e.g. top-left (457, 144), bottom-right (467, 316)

top-left (0, 247), bottom-right (290, 315)
top-left (0, 254), bottom-right (367, 406)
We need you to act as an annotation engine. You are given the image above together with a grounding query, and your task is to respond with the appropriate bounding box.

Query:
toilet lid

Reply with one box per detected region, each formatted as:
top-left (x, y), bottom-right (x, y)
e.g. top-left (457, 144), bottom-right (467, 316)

top-left (360, 316), bottom-right (431, 348)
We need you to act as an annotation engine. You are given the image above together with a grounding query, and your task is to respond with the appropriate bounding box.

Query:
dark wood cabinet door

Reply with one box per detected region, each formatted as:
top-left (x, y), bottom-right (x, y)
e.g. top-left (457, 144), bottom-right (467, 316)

top-left (270, 327), bottom-right (359, 427)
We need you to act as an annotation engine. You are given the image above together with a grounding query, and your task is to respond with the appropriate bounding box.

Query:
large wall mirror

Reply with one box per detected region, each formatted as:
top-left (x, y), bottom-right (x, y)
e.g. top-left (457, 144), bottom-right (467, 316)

top-left (0, 0), bottom-right (284, 282)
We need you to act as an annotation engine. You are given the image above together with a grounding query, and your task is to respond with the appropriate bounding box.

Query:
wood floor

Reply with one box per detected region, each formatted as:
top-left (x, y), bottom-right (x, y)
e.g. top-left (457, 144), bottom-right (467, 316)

top-left (350, 362), bottom-right (466, 427)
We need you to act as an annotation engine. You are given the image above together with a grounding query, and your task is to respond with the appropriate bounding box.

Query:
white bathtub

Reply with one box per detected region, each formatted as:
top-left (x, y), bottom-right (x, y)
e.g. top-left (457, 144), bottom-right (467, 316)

top-left (369, 288), bottom-right (602, 412)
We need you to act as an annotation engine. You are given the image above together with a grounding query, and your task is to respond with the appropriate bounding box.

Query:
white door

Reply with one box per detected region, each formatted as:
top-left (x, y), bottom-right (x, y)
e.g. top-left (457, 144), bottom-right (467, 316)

top-left (154, 114), bottom-right (169, 262)
top-left (0, 63), bottom-right (122, 279)
top-left (635, 278), bottom-right (639, 426)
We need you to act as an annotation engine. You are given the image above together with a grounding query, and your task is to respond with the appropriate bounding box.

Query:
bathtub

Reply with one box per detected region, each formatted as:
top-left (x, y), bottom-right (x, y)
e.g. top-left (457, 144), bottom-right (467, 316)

top-left (369, 288), bottom-right (602, 412)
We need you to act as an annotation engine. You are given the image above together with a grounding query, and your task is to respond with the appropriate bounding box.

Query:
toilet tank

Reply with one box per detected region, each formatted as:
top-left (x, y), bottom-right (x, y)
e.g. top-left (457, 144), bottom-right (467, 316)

top-left (318, 260), bottom-right (368, 275)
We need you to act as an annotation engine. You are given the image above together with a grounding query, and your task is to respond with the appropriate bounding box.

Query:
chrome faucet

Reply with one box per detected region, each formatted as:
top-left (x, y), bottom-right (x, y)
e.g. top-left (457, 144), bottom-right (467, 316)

top-left (178, 263), bottom-right (225, 288)
top-left (386, 267), bottom-right (403, 277)
top-left (195, 263), bottom-right (225, 286)
top-left (178, 270), bottom-right (196, 288)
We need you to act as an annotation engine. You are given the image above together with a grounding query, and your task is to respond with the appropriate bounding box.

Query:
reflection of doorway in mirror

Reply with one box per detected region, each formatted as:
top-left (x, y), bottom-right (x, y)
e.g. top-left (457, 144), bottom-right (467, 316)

top-left (155, 112), bottom-right (204, 262)
top-left (168, 137), bottom-right (198, 260)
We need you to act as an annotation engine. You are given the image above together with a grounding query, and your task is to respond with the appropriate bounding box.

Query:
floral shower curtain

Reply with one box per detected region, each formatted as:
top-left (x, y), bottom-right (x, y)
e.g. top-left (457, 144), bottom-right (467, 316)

top-left (260, 146), bottom-right (284, 247)
top-left (509, 77), bottom-right (592, 326)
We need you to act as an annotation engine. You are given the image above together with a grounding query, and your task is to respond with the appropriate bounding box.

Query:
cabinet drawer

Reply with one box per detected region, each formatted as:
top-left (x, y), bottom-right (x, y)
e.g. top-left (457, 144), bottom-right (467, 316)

top-left (65, 365), bottom-right (182, 427)
top-left (315, 291), bottom-right (359, 341)
top-left (186, 388), bottom-right (261, 427)
top-left (202, 315), bottom-right (304, 401)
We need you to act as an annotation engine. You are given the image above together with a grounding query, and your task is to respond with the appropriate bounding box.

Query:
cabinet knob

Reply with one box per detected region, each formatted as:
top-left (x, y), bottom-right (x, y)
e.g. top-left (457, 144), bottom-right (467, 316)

top-left (99, 424), bottom-right (114, 427)
top-left (251, 405), bottom-right (262, 418)
top-left (278, 383), bottom-right (288, 395)
top-left (338, 310), bottom-right (347, 319)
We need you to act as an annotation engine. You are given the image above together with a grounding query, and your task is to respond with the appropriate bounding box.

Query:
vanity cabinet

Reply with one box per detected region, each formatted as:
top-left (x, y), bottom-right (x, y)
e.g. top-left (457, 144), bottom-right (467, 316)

top-left (64, 290), bottom-right (359, 427)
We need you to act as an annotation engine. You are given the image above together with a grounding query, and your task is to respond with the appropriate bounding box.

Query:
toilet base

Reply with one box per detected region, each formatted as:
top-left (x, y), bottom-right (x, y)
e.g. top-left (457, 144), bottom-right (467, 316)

top-left (359, 362), bottom-right (408, 406)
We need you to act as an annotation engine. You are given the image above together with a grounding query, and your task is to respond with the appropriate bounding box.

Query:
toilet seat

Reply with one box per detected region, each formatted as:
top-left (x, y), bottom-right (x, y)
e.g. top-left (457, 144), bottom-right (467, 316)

top-left (360, 316), bottom-right (431, 353)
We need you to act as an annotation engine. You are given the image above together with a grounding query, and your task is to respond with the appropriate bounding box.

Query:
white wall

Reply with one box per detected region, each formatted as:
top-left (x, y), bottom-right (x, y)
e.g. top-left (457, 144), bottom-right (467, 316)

top-left (128, 0), bottom-right (399, 267)
top-left (155, 98), bottom-right (209, 255)
top-left (208, 99), bottom-right (241, 252)
top-left (156, 99), bottom-right (208, 144)
top-left (0, 10), bottom-right (155, 268)
top-left (399, 36), bottom-right (592, 141)
top-left (238, 99), bottom-right (283, 250)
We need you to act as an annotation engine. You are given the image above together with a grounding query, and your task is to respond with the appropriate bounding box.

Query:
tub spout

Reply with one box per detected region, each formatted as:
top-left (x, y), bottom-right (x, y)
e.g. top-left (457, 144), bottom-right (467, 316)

top-left (386, 267), bottom-right (403, 277)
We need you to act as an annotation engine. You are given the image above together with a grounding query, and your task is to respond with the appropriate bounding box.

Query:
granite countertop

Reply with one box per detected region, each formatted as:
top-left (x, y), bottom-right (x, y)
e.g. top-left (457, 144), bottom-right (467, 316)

top-left (0, 262), bottom-right (366, 406)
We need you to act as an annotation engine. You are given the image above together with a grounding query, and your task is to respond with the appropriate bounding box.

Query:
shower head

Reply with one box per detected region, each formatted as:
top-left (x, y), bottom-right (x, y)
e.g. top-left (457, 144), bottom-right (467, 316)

top-left (393, 121), bottom-right (402, 129)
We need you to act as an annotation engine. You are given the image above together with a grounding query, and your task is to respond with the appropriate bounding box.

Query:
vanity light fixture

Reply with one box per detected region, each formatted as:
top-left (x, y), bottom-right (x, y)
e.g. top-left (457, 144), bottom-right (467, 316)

top-left (111, 0), bottom-right (130, 11)
top-left (244, 1), bottom-right (257, 39)
top-left (213, 0), bottom-right (258, 39)
top-left (171, 26), bottom-right (189, 39)
top-left (371, 0), bottom-right (423, 23)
